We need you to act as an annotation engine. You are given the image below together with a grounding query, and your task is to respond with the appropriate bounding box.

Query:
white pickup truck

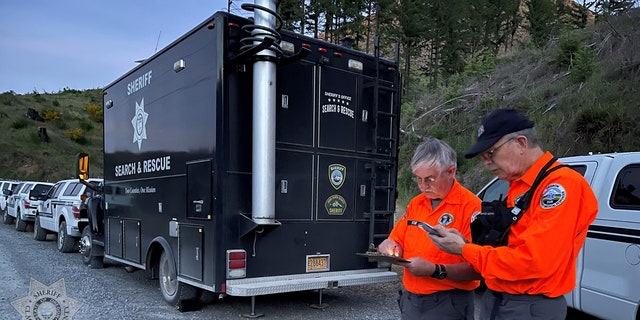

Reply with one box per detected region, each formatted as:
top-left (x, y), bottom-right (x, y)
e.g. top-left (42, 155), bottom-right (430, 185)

top-left (35, 178), bottom-right (103, 252)
top-left (477, 152), bottom-right (640, 320)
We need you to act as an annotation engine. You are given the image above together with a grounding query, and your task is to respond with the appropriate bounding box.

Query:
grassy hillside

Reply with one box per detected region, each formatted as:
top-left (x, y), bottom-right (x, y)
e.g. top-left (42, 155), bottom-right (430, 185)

top-left (0, 89), bottom-right (104, 182)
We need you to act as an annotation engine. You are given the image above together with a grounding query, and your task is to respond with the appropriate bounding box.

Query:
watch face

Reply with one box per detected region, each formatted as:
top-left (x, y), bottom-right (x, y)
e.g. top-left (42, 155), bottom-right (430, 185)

top-left (436, 265), bottom-right (447, 279)
top-left (431, 264), bottom-right (446, 279)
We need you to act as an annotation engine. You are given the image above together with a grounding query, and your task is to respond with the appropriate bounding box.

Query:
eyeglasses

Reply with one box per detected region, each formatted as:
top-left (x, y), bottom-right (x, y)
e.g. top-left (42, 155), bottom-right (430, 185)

top-left (413, 175), bottom-right (437, 185)
top-left (479, 137), bottom-right (515, 161)
top-left (413, 169), bottom-right (448, 185)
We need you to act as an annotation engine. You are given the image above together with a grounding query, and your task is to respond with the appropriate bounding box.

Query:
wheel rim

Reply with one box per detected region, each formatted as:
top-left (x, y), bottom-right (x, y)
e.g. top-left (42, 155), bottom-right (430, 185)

top-left (160, 255), bottom-right (178, 297)
top-left (79, 233), bottom-right (91, 257)
top-left (58, 225), bottom-right (65, 249)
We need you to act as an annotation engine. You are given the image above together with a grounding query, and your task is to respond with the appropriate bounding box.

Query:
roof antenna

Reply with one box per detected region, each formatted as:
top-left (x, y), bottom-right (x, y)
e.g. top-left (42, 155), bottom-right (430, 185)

top-left (155, 31), bottom-right (162, 53)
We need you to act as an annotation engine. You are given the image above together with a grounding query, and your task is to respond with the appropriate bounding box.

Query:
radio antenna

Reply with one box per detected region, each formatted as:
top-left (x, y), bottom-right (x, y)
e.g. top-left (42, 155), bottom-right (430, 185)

top-left (155, 31), bottom-right (162, 53)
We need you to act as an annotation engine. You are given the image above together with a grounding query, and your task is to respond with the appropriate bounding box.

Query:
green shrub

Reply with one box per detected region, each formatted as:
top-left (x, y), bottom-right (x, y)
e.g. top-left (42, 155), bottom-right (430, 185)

top-left (66, 127), bottom-right (86, 143)
top-left (569, 46), bottom-right (596, 83)
top-left (555, 31), bottom-right (595, 82)
top-left (55, 120), bottom-right (68, 130)
top-left (464, 49), bottom-right (497, 77)
top-left (556, 34), bottom-right (583, 70)
top-left (11, 118), bottom-right (30, 129)
top-left (87, 103), bottom-right (103, 123)
top-left (1, 91), bottom-right (17, 106)
top-left (575, 106), bottom-right (635, 152)
top-left (79, 119), bottom-right (94, 132)
top-left (42, 109), bottom-right (60, 121)
top-left (479, 93), bottom-right (497, 110)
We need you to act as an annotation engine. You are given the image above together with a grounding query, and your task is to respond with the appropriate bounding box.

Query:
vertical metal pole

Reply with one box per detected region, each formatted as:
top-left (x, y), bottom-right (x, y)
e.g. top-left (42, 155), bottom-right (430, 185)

top-left (252, 0), bottom-right (277, 224)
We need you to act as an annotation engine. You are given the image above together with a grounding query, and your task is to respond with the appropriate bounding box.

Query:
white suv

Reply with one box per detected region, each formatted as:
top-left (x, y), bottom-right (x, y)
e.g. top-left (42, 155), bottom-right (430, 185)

top-left (0, 180), bottom-right (19, 214)
top-left (5, 181), bottom-right (54, 231)
top-left (35, 178), bottom-right (103, 252)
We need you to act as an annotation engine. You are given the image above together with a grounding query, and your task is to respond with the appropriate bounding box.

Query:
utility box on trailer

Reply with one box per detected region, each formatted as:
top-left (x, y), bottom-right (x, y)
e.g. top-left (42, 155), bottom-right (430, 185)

top-left (80, 10), bottom-right (400, 312)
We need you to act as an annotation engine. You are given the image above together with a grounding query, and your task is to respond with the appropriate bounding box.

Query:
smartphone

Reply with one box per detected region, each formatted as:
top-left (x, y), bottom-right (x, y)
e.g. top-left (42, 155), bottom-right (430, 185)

top-left (407, 220), bottom-right (440, 235)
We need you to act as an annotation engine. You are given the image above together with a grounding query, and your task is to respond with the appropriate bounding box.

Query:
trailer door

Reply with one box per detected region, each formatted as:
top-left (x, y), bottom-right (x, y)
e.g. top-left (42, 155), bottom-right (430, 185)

top-left (186, 159), bottom-right (213, 220)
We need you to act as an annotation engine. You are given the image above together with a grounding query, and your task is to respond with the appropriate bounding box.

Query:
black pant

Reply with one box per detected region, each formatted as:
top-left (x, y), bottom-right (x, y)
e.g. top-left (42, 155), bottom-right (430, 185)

top-left (397, 289), bottom-right (474, 320)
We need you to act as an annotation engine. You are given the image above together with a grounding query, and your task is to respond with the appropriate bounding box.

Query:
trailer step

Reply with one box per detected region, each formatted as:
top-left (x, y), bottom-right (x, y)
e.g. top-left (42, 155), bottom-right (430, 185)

top-left (225, 268), bottom-right (398, 297)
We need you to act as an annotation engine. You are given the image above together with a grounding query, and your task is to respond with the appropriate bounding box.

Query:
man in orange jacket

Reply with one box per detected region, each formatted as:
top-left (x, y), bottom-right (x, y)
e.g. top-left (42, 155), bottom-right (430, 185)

top-left (430, 109), bottom-right (598, 320)
top-left (378, 137), bottom-right (480, 320)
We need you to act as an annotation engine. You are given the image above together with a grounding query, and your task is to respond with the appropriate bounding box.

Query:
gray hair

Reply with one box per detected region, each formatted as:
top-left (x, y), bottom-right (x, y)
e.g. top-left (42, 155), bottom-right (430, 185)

top-left (507, 127), bottom-right (540, 148)
top-left (410, 137), bottom-right (457, 171)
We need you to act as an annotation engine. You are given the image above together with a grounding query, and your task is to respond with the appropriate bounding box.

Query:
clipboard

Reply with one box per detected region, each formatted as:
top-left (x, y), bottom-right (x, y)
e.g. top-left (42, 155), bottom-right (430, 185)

top-left (356, 252), bottom-right (410, 264)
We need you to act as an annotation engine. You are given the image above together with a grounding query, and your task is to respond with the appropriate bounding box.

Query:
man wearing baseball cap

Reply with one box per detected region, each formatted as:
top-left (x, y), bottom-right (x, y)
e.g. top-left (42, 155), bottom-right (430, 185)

top-left (429, 109), bottom-right (598, 320)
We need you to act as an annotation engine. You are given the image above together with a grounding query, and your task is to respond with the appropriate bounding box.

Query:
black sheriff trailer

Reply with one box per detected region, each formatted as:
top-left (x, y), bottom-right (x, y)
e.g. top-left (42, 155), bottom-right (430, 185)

top-left (77, 4), bottom-right (400, 315)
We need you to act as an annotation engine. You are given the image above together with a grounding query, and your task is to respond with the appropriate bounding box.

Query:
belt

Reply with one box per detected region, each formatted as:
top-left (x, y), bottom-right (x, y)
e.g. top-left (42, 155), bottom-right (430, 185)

top-left (406, 288), bottom-right (471, 299)
top-left (489, 289), bottom-right (552, 301)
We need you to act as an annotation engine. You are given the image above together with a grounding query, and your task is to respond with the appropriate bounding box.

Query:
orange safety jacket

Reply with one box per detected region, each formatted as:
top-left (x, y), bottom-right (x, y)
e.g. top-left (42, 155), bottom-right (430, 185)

top-left (390, 179), bottom-right (481, 294)
top-left (462, 152), bottom-right (598, 297)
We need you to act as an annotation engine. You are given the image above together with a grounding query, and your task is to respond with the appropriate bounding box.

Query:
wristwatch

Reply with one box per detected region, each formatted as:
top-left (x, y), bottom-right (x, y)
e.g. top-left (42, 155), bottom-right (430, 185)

top-left (430, 264), bottom-right (447, 280)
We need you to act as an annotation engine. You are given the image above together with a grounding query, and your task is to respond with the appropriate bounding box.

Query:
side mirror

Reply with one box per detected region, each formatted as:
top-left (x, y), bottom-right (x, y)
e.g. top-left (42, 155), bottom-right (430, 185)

top-left (29, 189), bottom-right (47, 201)
top-left (77, 153), bottom-right (90, 181)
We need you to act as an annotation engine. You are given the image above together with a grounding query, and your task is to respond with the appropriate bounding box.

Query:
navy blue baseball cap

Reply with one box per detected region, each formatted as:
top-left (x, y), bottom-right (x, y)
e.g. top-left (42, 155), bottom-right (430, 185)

top-left (464, 109), bottom-right (534, 159)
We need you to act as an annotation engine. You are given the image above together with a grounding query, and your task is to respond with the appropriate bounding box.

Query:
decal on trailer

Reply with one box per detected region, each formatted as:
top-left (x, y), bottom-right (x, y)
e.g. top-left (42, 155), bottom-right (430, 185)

top-left (324, 194), bottom-right (347, 215)
top-left (321, 91), bottom-right (354, 119)
top-left (127, 70), bottom-right (152, 95)
top-left (131, 98), bottom-right (149, 150)
top-left (328, 164), bottom-right (346, 190)
top-left (114, 156), bottom-right (171, 177)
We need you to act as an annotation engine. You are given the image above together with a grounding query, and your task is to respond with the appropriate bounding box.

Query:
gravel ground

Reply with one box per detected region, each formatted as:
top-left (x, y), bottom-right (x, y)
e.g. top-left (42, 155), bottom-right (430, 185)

top-left (0, 216), bottom-right (600, 320)
top-left (0, 219), bottom-right (404, 320)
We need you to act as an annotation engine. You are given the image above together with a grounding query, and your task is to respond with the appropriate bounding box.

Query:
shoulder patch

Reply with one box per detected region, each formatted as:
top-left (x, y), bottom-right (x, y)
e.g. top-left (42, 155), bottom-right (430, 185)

top-left (438, 213), bottom-right (455, 226)
top-left (540, 184), bottom-right (566, 209)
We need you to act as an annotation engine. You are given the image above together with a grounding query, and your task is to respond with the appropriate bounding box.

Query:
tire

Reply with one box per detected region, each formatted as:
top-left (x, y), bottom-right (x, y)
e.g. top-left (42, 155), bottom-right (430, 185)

top-left (57, 221), bottom-right (76, 253)
top-left (3, 210), bottom-right (14, 224)
top-left (79, 226), bottom-right (103, 268)
top-left (15, 209), bottom-right (27, 232)
top-left (158, 251), bottom-right (198, 307)
top-left (33, 216), bottom-right (47, 241)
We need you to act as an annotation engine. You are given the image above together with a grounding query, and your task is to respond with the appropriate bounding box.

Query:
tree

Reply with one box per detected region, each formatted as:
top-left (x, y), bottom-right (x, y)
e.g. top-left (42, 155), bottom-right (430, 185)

top-left (596, 0), bottom-right (636, 16)
top-left (569, 0), bottom-right (597, 28)
top-left (279, 0), bottom-right (307, 33)
top-left (390, 0), bottom-right (431, 94)
top-left (526, 0), bottom-right (561, 47)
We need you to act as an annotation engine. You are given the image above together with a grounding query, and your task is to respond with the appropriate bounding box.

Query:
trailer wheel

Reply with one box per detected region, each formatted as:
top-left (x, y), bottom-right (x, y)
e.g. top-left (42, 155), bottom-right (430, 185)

top-left (33, 216), bottom-right (48, 241)
top-left (3, 210), bottom-right (14, 224)
top-left (57, 221), bottom-right (76, 253)
top-left (15, 209), bottom-right (27, 232)
top-left (159, 251), bottom-right (198, 306)
top-left (79, 226), bottom-right (103, 268)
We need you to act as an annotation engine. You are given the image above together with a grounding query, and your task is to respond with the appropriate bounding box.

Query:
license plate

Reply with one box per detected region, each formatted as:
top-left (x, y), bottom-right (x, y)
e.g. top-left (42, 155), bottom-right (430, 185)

top-left (306, 254), bottom-right (330, 272)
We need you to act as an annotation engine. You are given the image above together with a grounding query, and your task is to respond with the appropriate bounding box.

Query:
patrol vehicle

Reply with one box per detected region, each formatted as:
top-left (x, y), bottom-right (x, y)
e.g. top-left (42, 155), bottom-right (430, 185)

top-left (34, 178), bottom-right (103, 252)
top-left (4, 181), bottom-right (54, 231)
top-left (76, 4), bottom-right (400, 315)
top-left (477, 152), bottom-right (640, 320)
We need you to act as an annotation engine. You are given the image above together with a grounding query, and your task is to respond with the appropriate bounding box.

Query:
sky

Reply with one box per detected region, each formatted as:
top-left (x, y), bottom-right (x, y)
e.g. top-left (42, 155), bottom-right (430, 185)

top-left (0, 0), bottom-right (254, 94)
